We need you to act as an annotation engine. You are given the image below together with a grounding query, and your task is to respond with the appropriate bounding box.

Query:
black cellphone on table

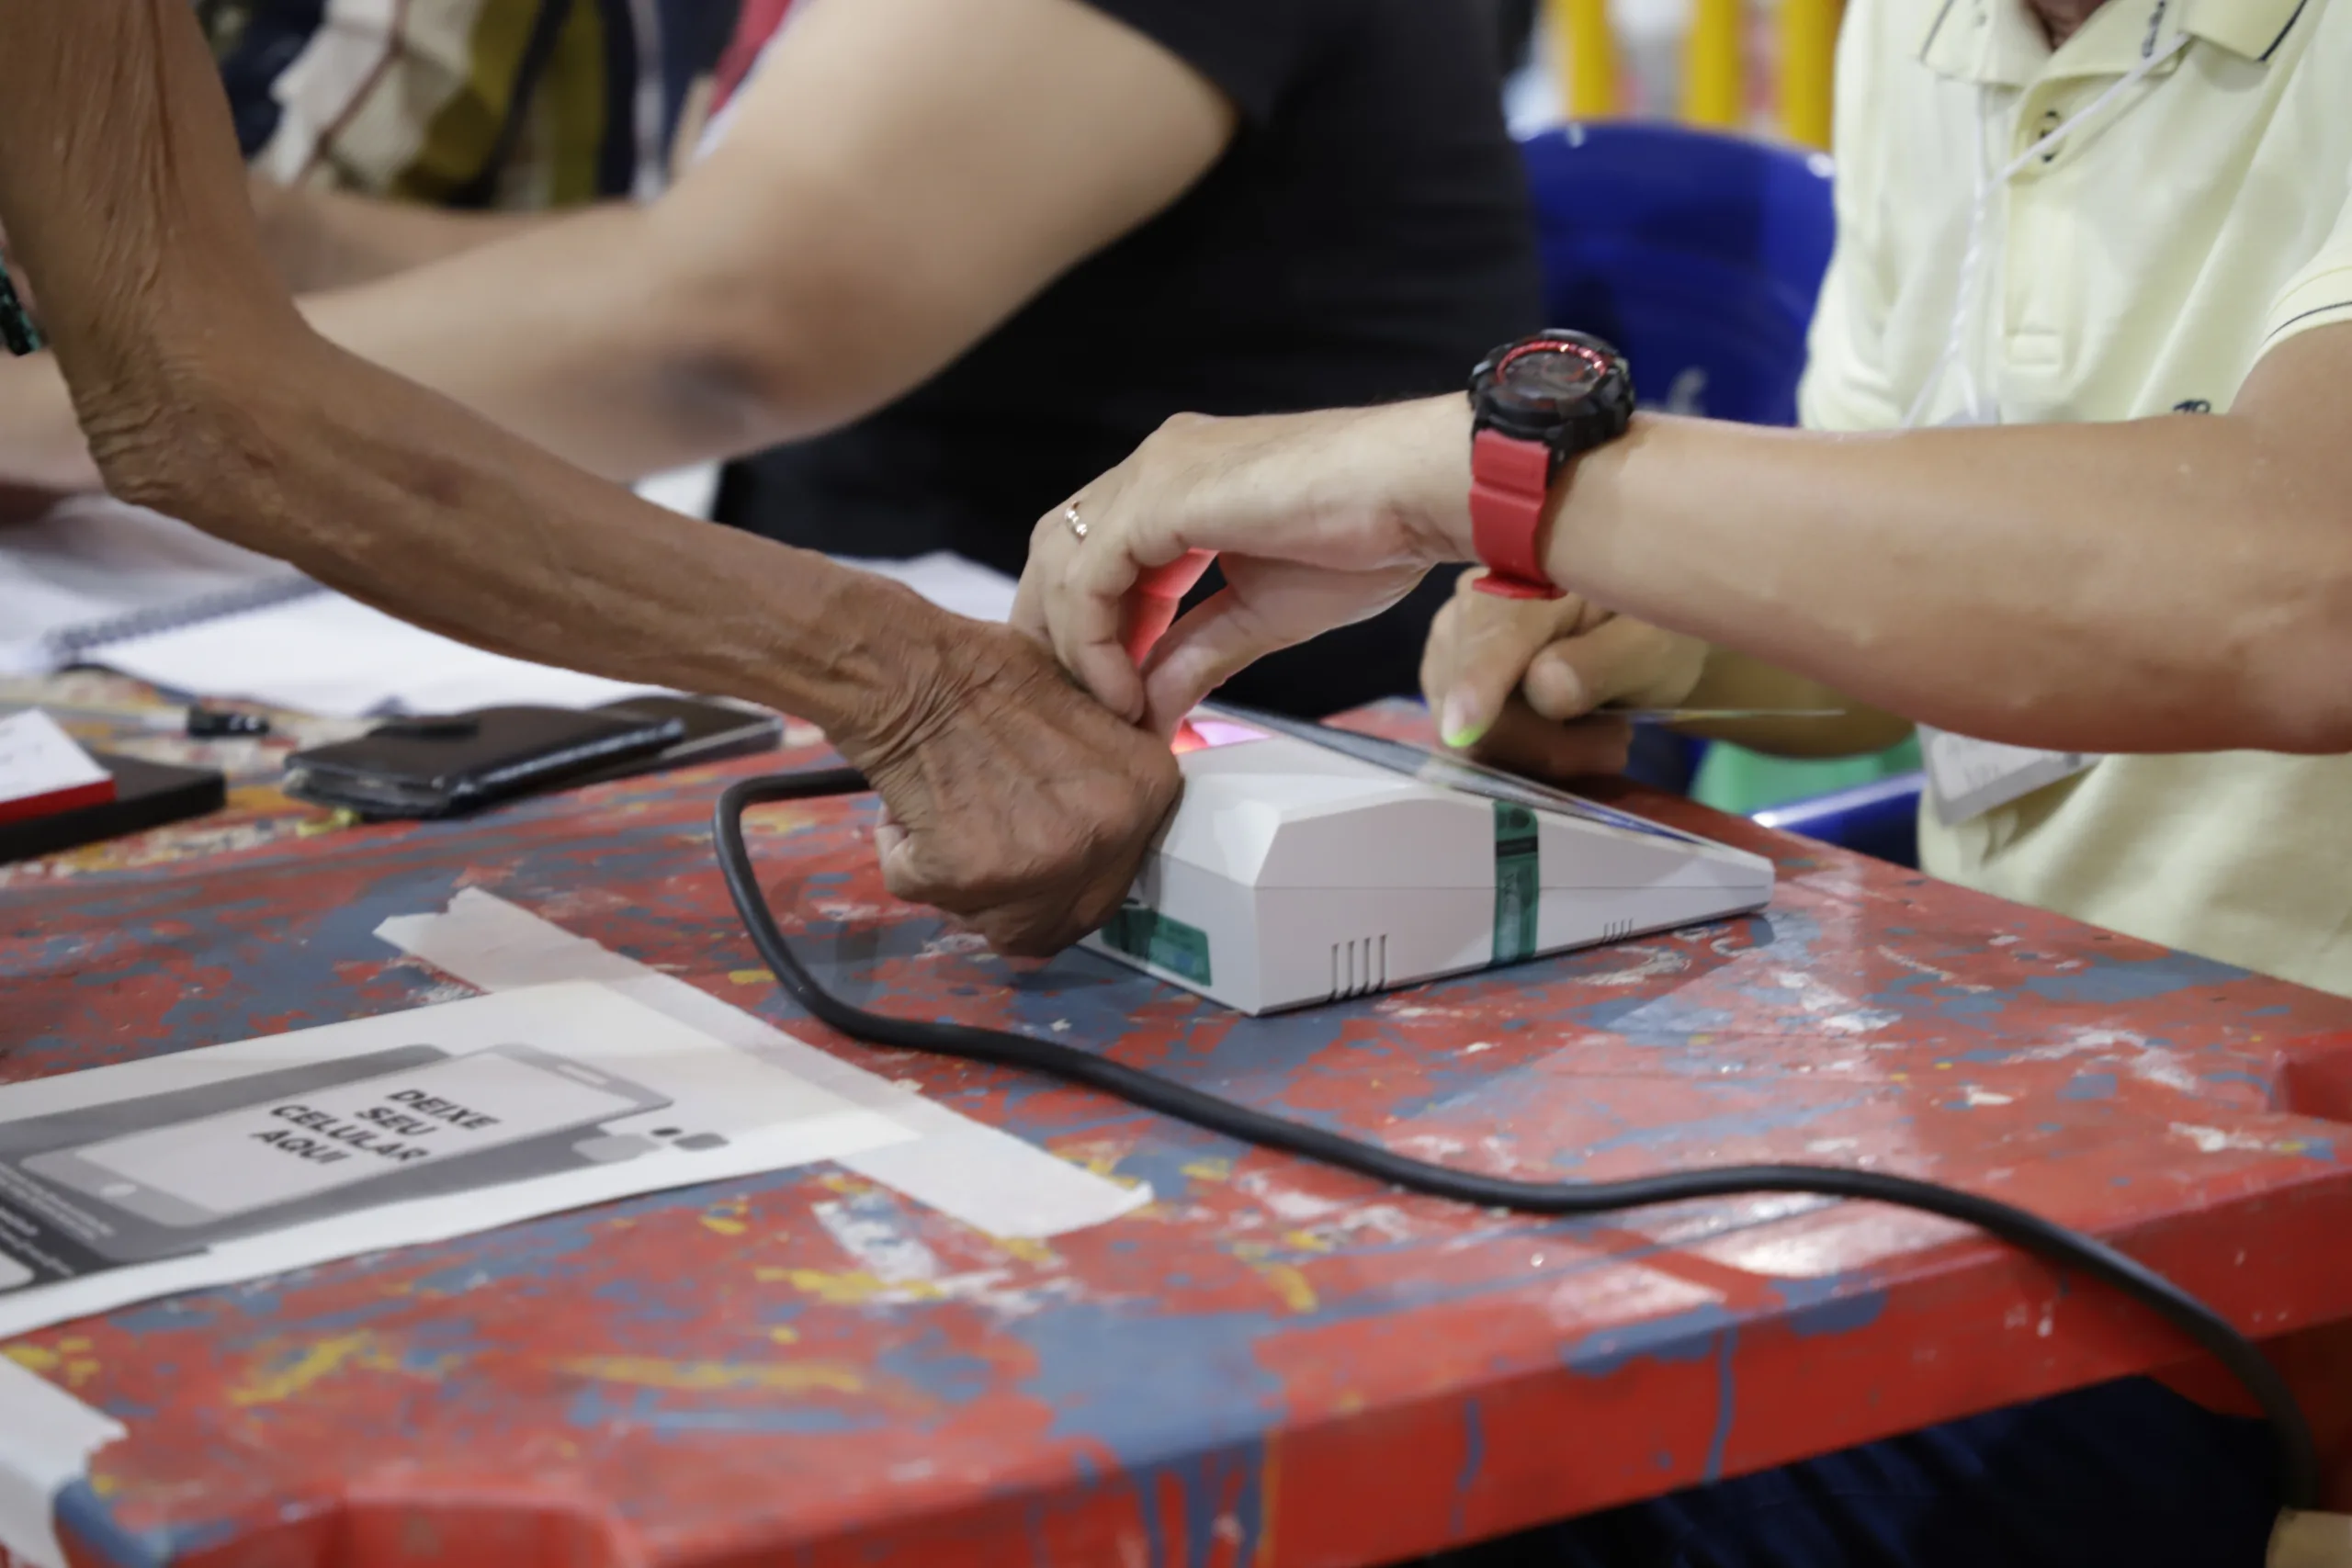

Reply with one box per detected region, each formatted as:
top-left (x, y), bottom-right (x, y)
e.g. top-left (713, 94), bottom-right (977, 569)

top-left (571, 695), bottom-right (786, 784)
top-left (283, 696), bottom-right (785, 819)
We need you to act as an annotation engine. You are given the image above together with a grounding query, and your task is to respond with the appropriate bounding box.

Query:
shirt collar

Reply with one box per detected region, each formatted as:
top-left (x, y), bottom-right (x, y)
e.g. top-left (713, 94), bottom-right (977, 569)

top-left (1920, 0), bottom-right (2309, 85)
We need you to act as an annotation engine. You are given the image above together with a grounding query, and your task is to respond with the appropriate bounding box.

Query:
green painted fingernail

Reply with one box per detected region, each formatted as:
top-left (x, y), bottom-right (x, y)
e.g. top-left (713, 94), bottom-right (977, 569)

top-left (1440, 694), bottom-right (1486, 750)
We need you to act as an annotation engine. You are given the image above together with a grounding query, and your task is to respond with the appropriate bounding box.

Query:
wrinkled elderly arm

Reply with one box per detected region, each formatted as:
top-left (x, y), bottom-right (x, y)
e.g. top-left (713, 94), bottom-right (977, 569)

top-left (0, 0), bottom-right (957, 747)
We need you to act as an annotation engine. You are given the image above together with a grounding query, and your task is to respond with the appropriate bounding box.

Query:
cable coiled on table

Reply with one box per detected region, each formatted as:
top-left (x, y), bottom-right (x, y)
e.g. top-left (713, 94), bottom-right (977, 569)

top-left (714, 769), bottom-right (2319, 1509)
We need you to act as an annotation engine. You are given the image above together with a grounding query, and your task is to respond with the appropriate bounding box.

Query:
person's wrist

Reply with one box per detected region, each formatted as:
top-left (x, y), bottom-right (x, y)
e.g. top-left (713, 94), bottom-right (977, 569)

top-left (767, 565), bottom-right (978, 767)
top-left (1367, 396), bottom-right (1477, 564)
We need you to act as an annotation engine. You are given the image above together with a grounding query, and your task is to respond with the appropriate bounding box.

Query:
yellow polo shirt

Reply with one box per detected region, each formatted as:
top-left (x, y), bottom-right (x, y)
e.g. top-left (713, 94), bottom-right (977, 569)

top-left (1798, 0), bottom-right (2352, 995)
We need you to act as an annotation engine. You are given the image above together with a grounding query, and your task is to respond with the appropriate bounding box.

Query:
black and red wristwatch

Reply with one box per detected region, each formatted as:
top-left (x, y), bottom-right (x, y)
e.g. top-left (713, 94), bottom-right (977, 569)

top-left (1467, 330), bottom-right (1634, 599)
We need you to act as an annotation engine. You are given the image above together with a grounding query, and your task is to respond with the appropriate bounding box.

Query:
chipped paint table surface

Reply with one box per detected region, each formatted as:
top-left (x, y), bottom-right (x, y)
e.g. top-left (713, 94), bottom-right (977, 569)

top-left (6, 702), bottom-right (2352, 1568)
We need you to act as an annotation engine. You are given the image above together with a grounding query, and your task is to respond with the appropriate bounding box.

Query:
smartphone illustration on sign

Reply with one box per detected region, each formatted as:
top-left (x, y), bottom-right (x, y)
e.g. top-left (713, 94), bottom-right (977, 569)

top-left (26, 1043), bottom-right (666, 1226)
top-left (0, 1043), bottom-right (673, 1279)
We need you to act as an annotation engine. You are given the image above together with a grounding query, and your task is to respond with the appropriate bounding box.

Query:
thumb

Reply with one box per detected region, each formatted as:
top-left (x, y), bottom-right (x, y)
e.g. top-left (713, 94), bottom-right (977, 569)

top-left (1426, 592), bottom-right (1579, 752)
top-left (1521, 617), bottom-right (1702, 720)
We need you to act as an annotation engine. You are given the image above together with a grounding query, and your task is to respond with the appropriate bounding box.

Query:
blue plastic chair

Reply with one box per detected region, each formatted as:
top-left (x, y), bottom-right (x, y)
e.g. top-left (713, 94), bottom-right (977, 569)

top-left (1516, 122), bottom-right (1925, 863)
top-left (1520, 121), bottom-right (1836, 426)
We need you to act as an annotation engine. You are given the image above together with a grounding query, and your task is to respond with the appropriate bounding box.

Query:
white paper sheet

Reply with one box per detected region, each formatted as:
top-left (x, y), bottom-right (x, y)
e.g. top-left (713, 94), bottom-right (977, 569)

top-left (0, 712), bottom-right (109, 812)
top-left (376, 890), bottom-right (1152, 1237)
top-left (0, 983), bottom-right (914, 1340)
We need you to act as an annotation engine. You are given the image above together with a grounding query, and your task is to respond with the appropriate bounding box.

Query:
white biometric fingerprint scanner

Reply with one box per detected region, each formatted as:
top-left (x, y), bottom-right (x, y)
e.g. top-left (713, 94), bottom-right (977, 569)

top-left (1081, 707), bottom-right (1775, 1014)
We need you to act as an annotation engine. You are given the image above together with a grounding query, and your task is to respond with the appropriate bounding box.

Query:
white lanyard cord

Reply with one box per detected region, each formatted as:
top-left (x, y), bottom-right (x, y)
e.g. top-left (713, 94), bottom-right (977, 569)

top-left (1902, 28), bottom-right (2194, 429)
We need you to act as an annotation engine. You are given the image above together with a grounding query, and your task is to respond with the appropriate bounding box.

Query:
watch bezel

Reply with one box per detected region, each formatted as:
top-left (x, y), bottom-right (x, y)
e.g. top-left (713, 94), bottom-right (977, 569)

top-left (1469, 329), bottom-right (1635, 457)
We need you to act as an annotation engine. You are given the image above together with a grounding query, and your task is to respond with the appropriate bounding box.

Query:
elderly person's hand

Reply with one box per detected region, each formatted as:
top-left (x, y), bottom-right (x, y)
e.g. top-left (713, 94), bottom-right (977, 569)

top-left (832, 603), bottom-right (1182, 956)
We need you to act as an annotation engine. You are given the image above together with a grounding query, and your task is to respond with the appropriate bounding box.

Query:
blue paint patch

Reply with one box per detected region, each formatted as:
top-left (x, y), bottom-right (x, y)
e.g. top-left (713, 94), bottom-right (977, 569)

top-left (53, 1481), bottom-right (238, 1568)
top-left (1451, 1397), bottom-right (1485, 1538)
top-left (1703, 1327), bottom-right (1738, 1483)
top-left (1566, 1301), bottom-right (1736, 1378)
top-left (1009, 1303), bottom-right (1287, 1467)
top-left (2059, 1072), bottom-right (2117, 1101)
top-left (2023, 951), bottom-right (2246, 1006)
top-left (874, 1327), bottom-right (995, 1407)
top-left (1772, 1278), bottom-right (1886, 1337)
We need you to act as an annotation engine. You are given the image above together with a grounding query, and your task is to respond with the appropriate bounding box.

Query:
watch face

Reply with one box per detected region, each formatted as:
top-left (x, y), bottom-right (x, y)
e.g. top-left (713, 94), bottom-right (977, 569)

top-left (1496, 343), bottom-right (1607, 408)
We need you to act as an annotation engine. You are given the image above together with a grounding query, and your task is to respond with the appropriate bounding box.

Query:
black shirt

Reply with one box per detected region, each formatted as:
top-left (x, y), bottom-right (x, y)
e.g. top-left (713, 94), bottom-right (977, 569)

top-left (718, 0), bottom-right (1543, 716)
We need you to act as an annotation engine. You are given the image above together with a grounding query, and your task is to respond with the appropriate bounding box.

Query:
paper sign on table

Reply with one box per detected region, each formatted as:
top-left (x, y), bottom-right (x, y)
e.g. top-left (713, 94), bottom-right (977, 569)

top-left (0, 982), bottom-right (916, 1339)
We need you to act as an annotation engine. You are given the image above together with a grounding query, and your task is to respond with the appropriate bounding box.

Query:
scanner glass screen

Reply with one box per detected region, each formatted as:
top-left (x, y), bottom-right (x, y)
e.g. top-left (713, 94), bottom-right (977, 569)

top-left (1172, 716), bottom-right (1272, 754)
top-left (51, 1051), bottom-right (644, 1220)
top-left (1201, 705), bottom-right (1707, 845)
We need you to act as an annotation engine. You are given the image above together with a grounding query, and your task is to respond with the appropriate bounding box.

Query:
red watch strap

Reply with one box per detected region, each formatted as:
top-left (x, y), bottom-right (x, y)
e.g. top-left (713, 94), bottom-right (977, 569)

top-left (1469, 429), bottom-right (1563, 600)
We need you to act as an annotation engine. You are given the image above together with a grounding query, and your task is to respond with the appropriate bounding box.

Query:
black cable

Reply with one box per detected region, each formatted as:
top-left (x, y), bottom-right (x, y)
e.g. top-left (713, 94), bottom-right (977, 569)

top-left (715, 769), bottom-right (2321, 1509)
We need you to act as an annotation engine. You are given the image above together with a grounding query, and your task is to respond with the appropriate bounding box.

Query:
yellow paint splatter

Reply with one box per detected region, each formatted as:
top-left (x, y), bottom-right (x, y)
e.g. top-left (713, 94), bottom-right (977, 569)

top-left (231, 1333), bottom-right (383, 1406)
top-left (990, 1235), bottom-right (1059, 1267)
top-left (1181, 1157), bottom-right (1234, 1183)
top-left (1057, 1144), bottom-right (1131, 1181)
top-left (755, 1267), bottom-right (944, 1304)
top-left (729, 969), bottom-right (772, 986)
top-left (558, 1356), bottom-right (864, 1394)
top-left (1256, 1263), bottom-right (1318, 1314)
top-left (1281, 1230), bottom-right (1335, 1255)
top-left (701, 1214), bottom-right (750, 1236)
top-left (767, 1325), bottom-right (801, 1345)
top-left (1, 1346), bottom-right (107, 1387)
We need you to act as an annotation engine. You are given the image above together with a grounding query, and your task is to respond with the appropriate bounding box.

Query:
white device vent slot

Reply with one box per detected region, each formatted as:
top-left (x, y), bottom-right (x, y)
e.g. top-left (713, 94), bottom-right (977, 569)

top-left (1600, 919), bottom-right (1635, 942)
top-left (1329, 934), bottom-right (1391, 999)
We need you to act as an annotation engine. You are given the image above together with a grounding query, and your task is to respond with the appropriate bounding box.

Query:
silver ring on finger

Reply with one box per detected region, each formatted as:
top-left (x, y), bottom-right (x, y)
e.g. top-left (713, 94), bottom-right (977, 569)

top-left (1063, 502), bottom-right (1088, 542)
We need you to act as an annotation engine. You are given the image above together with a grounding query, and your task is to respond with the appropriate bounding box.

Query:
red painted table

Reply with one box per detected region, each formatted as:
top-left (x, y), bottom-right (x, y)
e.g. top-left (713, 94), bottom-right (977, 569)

top-left (5, 702), bottom-right (2352, 1568)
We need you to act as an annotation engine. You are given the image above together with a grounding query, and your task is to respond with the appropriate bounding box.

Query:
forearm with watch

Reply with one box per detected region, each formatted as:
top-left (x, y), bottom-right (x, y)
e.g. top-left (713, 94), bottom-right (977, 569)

top-left (1446, 328), bottom-right (2352, 758)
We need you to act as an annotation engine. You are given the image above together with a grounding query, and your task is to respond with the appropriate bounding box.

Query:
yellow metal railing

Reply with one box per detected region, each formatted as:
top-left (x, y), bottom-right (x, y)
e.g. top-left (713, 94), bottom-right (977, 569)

top-left (1544, 0), bottom-right (1842, 149)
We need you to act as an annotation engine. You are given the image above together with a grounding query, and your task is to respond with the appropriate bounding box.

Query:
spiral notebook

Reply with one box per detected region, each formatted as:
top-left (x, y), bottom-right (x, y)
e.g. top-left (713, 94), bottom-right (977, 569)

top-left (0, 498), bottom-right (659, 716)
top-left (2, 493), bottom-right (1018, 718)
top-left (0, 496), bottom-right (322, 678)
